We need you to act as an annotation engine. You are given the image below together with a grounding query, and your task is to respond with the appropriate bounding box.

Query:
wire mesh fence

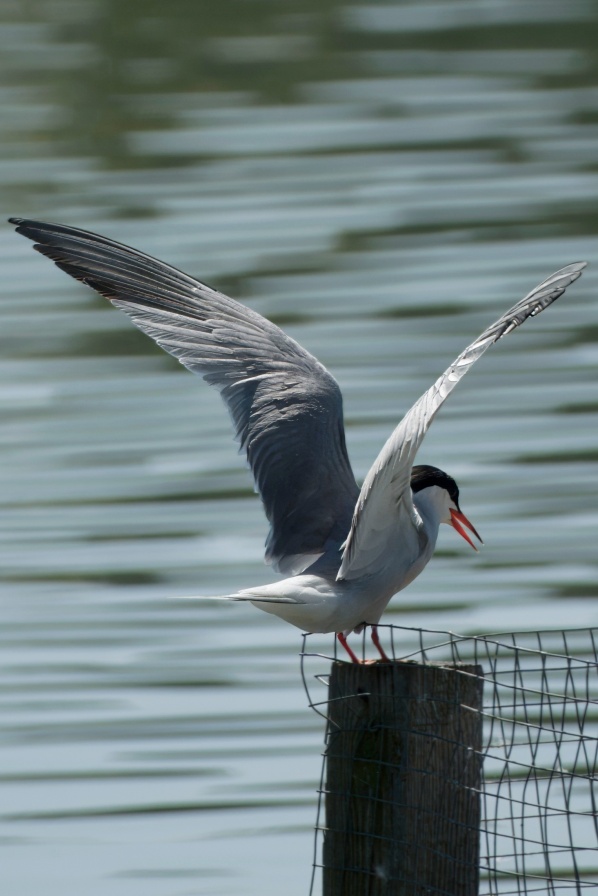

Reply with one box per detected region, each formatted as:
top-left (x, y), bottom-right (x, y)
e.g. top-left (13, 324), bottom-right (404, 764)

top-left (301, 626), bottom-right (598, 895)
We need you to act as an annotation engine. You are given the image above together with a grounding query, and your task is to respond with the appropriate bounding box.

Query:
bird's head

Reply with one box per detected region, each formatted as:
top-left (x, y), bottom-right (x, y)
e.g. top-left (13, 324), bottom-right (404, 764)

top-left (411, 464), bottom-right (483, 551)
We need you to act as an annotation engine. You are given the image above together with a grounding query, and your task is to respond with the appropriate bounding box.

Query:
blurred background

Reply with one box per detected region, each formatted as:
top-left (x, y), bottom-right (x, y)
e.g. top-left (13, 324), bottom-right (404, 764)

top-left (1, 0), bottom-right (597, 893)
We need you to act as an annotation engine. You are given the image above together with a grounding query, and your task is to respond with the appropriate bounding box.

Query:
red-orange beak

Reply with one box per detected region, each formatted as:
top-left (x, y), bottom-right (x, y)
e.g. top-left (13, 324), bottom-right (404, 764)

top-left (449, 508), bottom-right (483, 552)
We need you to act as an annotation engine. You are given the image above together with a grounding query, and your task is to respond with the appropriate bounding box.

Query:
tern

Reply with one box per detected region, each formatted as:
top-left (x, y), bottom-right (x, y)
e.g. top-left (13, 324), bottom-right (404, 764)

top-left (10, 217), bottom-right (586, 662)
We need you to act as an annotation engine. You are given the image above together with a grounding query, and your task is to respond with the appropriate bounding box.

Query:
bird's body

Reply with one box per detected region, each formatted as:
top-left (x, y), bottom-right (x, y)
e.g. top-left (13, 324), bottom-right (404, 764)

top-left (10, 217), bottom-right (587, 661)
top-left (237, 477), bottom-right (442, 634)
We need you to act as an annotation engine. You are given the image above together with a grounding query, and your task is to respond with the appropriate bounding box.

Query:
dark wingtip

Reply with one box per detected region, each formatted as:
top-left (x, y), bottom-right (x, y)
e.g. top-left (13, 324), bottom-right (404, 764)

top-left (9, 217), bottom-right (63, 239)
top-left (9, 217), bottom-right (38, 237)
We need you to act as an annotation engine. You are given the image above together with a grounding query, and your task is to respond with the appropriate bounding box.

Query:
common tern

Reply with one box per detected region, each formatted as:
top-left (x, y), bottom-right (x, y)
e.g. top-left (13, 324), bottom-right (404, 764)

top-left (10, 218), bottom-right (586, 662)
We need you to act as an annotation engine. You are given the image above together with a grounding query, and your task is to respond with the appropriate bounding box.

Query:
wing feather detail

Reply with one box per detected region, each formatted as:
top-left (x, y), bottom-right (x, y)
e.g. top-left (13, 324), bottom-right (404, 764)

top-left (10, 218), bottom-right (359, 573)
top-left (338, 261), bottom-right (587, 581)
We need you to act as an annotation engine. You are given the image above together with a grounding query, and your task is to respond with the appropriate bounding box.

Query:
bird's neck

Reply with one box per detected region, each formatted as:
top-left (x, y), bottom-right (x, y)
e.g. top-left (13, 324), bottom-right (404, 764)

top-left (412, 485), bottom-right (448, 540)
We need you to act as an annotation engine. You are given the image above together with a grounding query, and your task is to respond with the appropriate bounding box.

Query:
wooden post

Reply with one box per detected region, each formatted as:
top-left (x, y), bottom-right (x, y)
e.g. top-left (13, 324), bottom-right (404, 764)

top-left (323, 661), bottom-right (484, 896)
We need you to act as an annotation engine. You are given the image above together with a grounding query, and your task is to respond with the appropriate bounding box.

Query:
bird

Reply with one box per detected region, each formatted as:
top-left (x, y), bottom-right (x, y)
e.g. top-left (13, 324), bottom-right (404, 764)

top-left (10, 217), bottom-right (586, 663)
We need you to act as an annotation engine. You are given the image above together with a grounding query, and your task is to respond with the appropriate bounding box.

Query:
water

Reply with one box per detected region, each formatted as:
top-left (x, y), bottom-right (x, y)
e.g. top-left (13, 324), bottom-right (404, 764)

top-left (1, 1), bottom-right (598, 893)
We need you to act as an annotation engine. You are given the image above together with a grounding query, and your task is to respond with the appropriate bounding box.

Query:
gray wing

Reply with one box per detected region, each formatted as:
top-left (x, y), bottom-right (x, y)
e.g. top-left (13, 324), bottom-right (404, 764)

top-left (338, 261), bottom-right (587, 581)
top-left (11, 218), bottom-right (359, 574)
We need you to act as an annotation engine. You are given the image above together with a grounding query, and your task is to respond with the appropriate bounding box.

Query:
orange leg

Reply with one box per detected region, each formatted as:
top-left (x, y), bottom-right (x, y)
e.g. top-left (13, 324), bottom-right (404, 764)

top-left (337, 631), bottom-right (360, 664)
top-left (371, 625), bottom-right (389, 662)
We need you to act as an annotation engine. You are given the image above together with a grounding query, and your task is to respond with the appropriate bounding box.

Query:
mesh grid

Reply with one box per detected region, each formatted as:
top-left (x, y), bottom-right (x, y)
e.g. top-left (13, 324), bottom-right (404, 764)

top-left (301, 626), bottom-right (598, 895)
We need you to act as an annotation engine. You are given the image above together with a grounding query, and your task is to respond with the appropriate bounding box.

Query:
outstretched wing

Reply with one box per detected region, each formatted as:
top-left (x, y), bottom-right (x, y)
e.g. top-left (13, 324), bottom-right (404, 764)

top-left (11, 218), bottom-right (359, 574)
top-left (338, 261), bottom-right (587, 581)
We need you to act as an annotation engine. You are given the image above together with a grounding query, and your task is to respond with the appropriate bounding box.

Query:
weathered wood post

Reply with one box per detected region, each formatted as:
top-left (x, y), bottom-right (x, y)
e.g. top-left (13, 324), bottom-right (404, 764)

top-left (323, 661), bottom-right (484, 896)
